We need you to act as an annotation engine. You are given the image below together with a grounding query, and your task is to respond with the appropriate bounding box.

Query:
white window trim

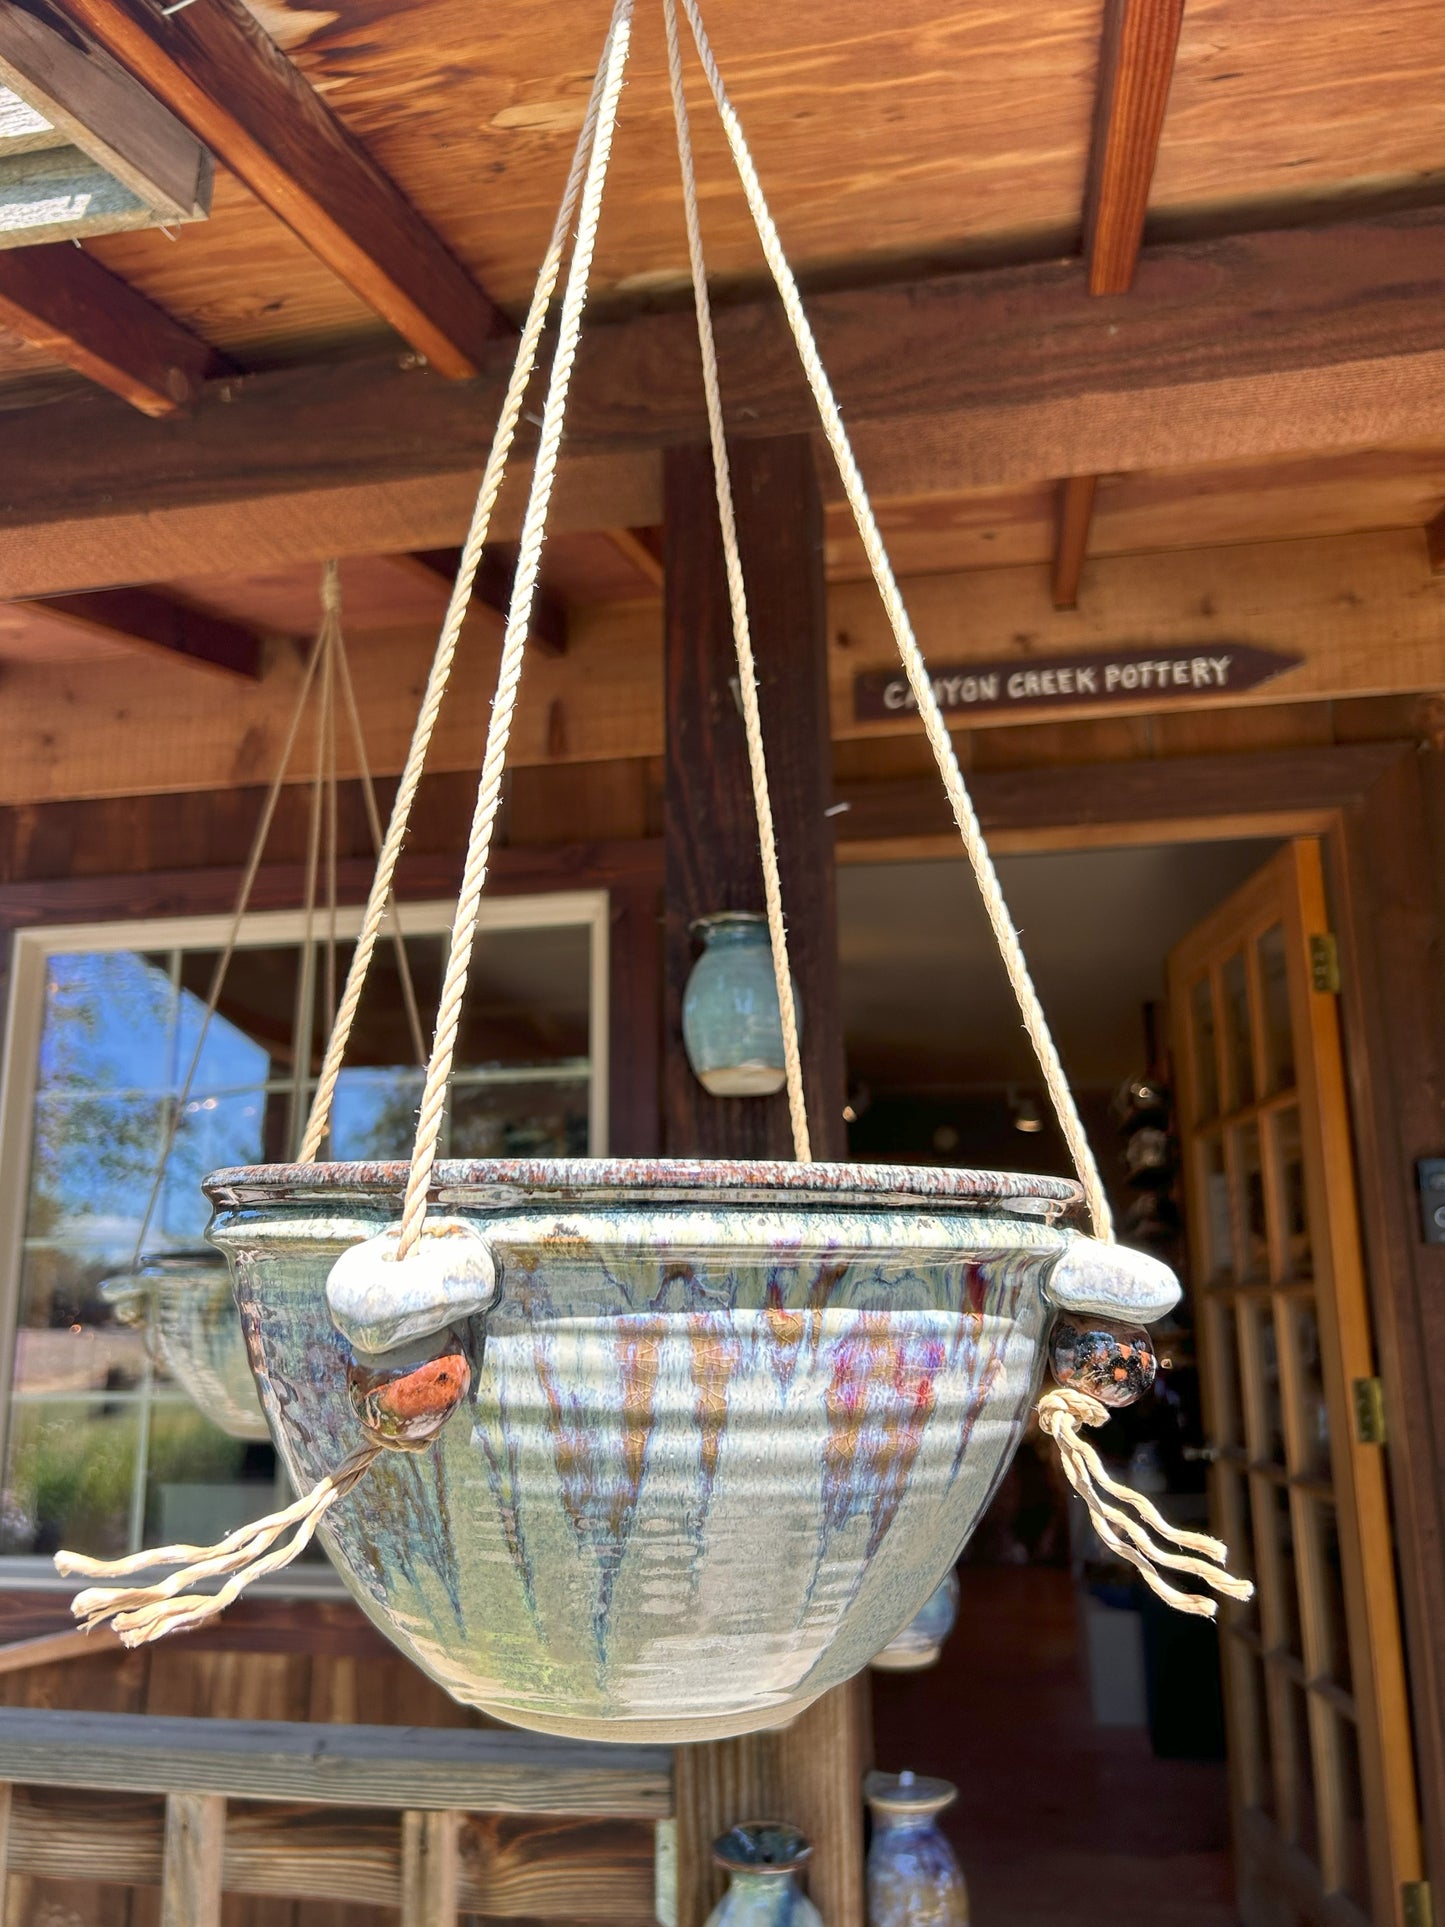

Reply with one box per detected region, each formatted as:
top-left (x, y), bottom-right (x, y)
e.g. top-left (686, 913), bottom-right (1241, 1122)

top-left (0, 888), bottom-right (610, 1590)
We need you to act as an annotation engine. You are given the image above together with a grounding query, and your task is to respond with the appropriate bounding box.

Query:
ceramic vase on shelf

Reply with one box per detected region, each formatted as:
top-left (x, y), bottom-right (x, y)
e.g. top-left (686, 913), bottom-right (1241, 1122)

top-left (864, 1772), bottom-right (968, 1927)
top-left (870, 1569), bottom-right (959, 1673)
top-left (682, 912), bottom-right (801, 1096)
top-left (704, 1823), bottom-right (824, 1927)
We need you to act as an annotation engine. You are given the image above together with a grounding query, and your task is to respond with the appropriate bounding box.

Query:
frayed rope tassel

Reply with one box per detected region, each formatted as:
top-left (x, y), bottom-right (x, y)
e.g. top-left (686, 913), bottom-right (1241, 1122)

top-left (55, 1444), bottom-right (379, 1646)
top-left (1038, 1386), bottom-right (1254, 1618)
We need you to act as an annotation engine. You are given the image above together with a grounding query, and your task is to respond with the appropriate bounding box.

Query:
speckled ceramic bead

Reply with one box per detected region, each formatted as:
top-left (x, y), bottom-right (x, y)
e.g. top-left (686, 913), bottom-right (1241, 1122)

top-left (864, 1772), bottom-right (968, 1927)
top-left (1048, 1311), bottom-right (1157, 1407)
top-left (204, 1157), bottom-right (1178, 1742)
top-left (705, 1824), bottom-right (823, 1927)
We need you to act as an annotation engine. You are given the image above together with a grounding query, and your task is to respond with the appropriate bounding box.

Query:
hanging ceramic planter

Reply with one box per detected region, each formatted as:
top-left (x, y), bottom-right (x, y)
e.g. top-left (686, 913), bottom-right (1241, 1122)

top-left (102, 1248), bottom-right (267, 1442)
top-left (864, 1771), bottom-right (969, 1927)
top-left (198, 1155), bottom-right (1177, 1741)
top-left (870, 1568), bottom-right (959, 1673)
top-left (683, 913), bottom-right (801, 1096)
top-left (705, 1823), bottom-right (824, 1927)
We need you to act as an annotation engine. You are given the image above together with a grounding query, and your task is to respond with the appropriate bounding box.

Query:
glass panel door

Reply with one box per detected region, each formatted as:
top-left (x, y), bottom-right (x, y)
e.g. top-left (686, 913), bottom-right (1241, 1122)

top-left (1168, 841), bottom-right (1420, 1927)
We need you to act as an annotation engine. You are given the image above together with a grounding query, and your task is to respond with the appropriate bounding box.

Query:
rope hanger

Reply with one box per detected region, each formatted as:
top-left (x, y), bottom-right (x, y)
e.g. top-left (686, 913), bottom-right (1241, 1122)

top-left (60, 0), bottom-right (1254, 1638)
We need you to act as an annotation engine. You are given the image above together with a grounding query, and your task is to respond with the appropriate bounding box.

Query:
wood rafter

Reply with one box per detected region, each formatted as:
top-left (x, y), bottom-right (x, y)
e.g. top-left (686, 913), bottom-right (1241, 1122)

top-left (605, 527), bottom-right (665, 590)
top-left (63, 0), bottom-right (506, 377)
top-left (1084, 0), bottom-right (1186, 297)
top-left (0, 242), bottom-right (226, 415)
top-left (1426, 506), bottom-right (1445, 574)
top-left (1054, 0), bottom-right (1184, 607)
top-left (16, 587), bottom-right (265, 679)
top-left (398, 549), bottom-right (569, 658)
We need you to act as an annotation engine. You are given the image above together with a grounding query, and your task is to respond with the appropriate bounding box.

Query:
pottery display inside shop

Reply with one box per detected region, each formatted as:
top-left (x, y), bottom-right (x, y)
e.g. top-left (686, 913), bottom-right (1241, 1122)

top-left (705, 1823), bottom-right (824, 1927)
top-left (682, 912), bottom-right (801, 1096)
top-left (203, 1156), bottom-right (1179, 1743)
top-left (102, 1247), bottom-right (267, 1441)
top-left (870, 1568), bottom-right (960, 1672)
top-left (864, 1771), bottom-right (968, 1927)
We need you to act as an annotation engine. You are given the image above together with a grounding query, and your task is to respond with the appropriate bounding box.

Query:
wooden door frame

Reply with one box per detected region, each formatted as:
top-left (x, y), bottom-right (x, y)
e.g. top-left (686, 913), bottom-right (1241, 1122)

top-left (835, 738), bottom-right (1445, 1895)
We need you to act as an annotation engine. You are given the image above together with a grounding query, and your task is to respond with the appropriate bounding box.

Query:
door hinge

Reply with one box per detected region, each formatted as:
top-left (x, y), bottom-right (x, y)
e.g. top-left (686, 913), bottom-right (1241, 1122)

top-left (1402, 1880), bottom-right (1433, 1927)
top-left (1353, 1376), bottom-right (1388, 1445)
top-left (1309, 932), bottom-right (1341, 994)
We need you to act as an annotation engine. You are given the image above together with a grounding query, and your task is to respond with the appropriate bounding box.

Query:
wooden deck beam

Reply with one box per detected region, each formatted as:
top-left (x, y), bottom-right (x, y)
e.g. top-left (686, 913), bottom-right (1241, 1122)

top-left (63, 0), bottom-right (506, 376)
top-left (1084, 0), bottom-right (1185, 295)
top-left (16, 587), bottom-right (265, 679)
top-left (3, 210), bottom-right (1444, 590)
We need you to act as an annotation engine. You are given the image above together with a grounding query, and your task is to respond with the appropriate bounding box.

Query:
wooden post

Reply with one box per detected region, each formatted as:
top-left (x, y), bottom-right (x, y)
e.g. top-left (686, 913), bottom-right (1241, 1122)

top-left (160, 1792), bottom-right (224, 1927)
top-left (0, 1781), bottom-right (11, 1927)
top-left (400, 1809), bottom-right (461, 1926)
top-left (663, 434), bottom-right (863, 1927)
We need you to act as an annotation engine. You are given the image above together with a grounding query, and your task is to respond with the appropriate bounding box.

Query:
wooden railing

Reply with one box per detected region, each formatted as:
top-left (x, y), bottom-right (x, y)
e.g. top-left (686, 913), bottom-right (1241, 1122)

top-left (0, 1707), bottom-right (676, 1924)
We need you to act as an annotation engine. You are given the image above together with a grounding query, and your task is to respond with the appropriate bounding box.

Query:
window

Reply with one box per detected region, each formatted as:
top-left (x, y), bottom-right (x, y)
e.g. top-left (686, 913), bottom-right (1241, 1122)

top-left (0, 892), bottom-right (608, 1579)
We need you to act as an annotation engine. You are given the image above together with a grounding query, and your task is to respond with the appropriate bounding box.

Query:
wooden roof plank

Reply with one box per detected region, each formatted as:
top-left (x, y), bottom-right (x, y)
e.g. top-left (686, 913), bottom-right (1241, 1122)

top-left (401, 548), bottom-right (570, 658)
top-left (1084, 0), bottom-right (1185, 295)
top-left (17, 586), bottom-right (264, 678)
top-left (0, 240), bottom-right (226, 413)
top-left (63, 0), bottom-right (506, 377)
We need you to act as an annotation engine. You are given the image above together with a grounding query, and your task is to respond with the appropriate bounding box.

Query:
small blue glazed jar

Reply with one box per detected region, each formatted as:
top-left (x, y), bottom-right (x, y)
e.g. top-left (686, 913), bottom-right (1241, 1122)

top-left (870, 1570), bottom-right (960, 1673)
top-left (682, 912), bottom-right (802, 1097)
top-left (705, 1823), bottom-right (825, 1927)
top-left (864, 1772), bottom-right (968, 1927)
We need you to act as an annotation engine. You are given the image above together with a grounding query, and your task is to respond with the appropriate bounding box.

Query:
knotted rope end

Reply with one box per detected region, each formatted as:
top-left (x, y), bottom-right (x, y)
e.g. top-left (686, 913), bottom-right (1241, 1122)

top-left (54, 1444), bottom-right (379, 1647)
top-left (1039, 1385), bottom-right (1253, 1620)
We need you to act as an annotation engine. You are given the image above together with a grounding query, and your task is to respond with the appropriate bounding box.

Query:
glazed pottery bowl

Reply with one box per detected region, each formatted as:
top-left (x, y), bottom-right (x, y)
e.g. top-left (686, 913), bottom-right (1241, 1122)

top-left (102, 1248), bottom-right (268, 1441)
top-left (203, 1158), bottom-right (1177, 1742)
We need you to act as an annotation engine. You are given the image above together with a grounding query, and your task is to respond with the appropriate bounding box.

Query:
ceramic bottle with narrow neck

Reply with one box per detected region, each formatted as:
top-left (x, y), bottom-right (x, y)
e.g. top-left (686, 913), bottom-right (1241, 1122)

top-left (864, 1771), bottom-right (968, 1927)
top-left (704, 1822), bottom-right (825, 1927)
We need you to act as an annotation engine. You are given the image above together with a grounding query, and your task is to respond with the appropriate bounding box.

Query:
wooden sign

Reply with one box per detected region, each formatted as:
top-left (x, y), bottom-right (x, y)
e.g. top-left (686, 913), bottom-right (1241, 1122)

top-left (854, 643), bottom-right (1303, 722)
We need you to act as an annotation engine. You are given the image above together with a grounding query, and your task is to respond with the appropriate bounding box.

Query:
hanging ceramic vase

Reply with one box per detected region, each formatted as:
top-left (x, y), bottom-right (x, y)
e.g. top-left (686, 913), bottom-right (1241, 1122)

top-left (202, 1156), bottom-right (1178, 1741)
top-left (102, 1247), bottom-right (267, 1441)
top-left (870, 1569), bottom-right (959, 1672)
top-left (864, 1772), bottom-right (968, 1927)
top-left (682, 912), bottom-right (801, 1096)
top-left (705, 1823), bottom-right (824, 1927)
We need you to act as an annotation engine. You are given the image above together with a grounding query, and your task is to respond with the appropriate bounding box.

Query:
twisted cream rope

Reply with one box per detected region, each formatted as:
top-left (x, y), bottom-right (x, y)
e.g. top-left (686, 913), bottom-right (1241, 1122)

top-left (1039, 1389), bottom-right (1253, 1616)
top-left (674, 0), bottom-right (1112, 1240)
top-left (664, 0), bottom-right (810, 1162)
top-left (394, 0), bottom-right (636, 1257)
top-left (297, 4), bottom-right (629, 1164)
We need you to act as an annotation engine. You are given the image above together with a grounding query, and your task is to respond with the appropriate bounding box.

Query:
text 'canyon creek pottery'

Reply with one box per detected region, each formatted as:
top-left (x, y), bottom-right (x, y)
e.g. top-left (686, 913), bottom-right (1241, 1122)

top-left (203, 1157), bottom-right (1179, 1742)
top-left (103, 1248), bottom-right (268, 1441)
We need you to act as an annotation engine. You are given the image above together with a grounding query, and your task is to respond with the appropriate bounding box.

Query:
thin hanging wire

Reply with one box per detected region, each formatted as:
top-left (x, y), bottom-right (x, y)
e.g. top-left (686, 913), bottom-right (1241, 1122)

top-left (332, 628), bottom-right (428, 1071)
top-left (663, 0), bottom-right (810, 1162)
top-left (125, 614), bottom-right (328, 1271)
top-left (297, 2), bottom-right (630, 1163)
top-left (393, 0), bottom-right (635, 1257)
top-left (673, 0), bottom-right (1112, 1239)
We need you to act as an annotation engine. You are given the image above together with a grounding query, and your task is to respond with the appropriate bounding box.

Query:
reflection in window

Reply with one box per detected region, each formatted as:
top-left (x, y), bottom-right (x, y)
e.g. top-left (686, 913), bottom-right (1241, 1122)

top-left (1, 905), bottom-right (600, 1563)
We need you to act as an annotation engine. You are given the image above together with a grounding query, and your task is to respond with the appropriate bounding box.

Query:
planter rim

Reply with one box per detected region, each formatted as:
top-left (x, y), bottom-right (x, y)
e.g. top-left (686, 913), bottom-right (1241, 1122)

top-left (202, 1156), bottom-right (1082, 1215)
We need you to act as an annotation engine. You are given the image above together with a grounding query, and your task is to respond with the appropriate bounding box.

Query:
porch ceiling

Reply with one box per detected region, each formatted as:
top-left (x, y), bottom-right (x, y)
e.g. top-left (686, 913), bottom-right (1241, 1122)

top-left (0, 0), bottom-right (1441, 690)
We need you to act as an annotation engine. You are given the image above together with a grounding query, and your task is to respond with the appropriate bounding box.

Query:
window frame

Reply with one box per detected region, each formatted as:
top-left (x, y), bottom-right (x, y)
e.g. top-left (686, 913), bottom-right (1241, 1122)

top-left (0, 886), bottom-right (611, 1590)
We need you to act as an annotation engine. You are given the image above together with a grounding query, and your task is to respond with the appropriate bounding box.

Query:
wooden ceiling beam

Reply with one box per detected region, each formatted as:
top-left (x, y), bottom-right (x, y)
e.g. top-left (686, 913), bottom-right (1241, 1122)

top-left (63, 0), bottom-right (505, 377)
top-left (604, 528), bottom-right (665, 590)
top-left (1053, 0), bottom-right (1183, 606)
top-left (1050, 475), bottom-right (1099, 611)
top-left (398, 549), bottom-right (570, 657)
top-left (16, 587), bottom-right (264, 678)
top-left (0, 242), bottom-right (226, 415)
top-left (1084, 0), bottom-right (1186, 297)
top-left (1426, 507), bottom-right (1445, 573)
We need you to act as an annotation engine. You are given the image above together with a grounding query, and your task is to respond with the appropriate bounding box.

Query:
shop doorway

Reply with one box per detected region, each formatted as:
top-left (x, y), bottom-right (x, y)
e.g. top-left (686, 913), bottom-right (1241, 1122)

top-left (840, 835), bottom-right (1419, 1927)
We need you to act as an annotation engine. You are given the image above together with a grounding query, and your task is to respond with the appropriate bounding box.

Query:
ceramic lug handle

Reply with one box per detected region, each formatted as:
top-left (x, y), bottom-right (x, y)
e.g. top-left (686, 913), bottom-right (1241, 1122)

top-left (1049, 1312), bottom-right (1157, 1408)
top-left (1042, 1235), bottom-right (1179, 1323)
top-left (326, 1216), bottom-right (498, 1355)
